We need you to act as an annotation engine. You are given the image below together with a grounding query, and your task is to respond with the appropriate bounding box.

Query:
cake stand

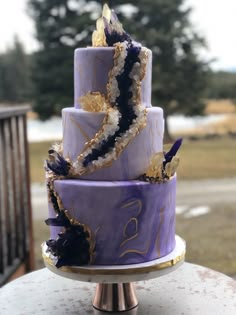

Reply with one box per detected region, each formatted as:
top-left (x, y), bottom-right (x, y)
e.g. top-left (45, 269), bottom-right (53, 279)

top-left (42, 235), bottom-right (186, 312)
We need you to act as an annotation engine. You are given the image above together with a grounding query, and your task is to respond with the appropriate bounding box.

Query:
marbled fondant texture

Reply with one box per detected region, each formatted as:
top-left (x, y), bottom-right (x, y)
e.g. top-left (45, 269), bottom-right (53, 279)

top-left (74, 47), bottom-right (152, 108)
top-left (62, 107), bottom-right (164, 180)
top-left (48, 176), bottom-right (176, 265)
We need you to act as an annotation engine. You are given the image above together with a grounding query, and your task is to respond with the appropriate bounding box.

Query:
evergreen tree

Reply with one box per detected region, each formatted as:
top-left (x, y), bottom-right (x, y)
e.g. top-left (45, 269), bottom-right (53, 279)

top-left (0, 37), bottom-right (32, 103)
top-left (28, 0), bottom-right (209, 139)
top-left (28, 0), bottom-right (100, 119)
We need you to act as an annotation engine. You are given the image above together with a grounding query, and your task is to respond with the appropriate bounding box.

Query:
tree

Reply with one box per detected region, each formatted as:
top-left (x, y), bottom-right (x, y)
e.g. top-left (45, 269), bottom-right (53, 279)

top-left (0, 37), bottom-right (32, 103)
top-left (28, 0), bottom-right (209, 139)
top-left (28, 0), bottom-right (100, 119)
top-left (206, 71), bottom-right (236, 100)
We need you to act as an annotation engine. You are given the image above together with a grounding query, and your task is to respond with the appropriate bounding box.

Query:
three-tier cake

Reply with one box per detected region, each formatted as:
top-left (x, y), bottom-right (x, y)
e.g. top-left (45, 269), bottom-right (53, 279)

top-left (43, 4), bottom-right (182, 268)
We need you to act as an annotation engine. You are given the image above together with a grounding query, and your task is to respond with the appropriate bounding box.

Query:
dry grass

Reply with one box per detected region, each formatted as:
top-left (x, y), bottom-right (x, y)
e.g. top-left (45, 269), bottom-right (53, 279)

top-left (205, 99), bottom-right (236, 114)
top-left (174, 114), bottom-right (236, 137)
top-left (176, 137), bottom-right (236, 180)
top-left (208, 114), bottom-right (236, 134)
top-left (29, 141), bottom-right (52, 183)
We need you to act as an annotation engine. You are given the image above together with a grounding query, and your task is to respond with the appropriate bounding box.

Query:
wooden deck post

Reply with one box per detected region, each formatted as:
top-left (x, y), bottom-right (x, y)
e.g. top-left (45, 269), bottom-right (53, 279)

top-left (0, 106), bottom-right (34, 285)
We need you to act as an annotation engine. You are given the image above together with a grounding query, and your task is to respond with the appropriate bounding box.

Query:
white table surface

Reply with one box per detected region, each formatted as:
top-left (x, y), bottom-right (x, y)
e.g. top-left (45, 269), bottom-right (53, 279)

top-left (0, 263), bottom-right (235, 315)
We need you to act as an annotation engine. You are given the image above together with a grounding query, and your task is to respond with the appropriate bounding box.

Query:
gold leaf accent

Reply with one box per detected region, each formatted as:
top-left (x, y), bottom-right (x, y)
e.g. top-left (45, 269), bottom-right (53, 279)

top-left (103, 3), bottom-right (111, 21)
top-left (146, 152), bottom-right (164, 178)
top-left (165, 156), bottom-right (180, 178)
top-left (79, 92), bottom-right (109, 112)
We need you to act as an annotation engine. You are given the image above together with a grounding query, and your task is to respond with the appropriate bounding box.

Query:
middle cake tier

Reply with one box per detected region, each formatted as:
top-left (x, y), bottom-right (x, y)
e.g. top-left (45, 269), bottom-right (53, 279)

top-left (62, 107), bottom-right (164, 180)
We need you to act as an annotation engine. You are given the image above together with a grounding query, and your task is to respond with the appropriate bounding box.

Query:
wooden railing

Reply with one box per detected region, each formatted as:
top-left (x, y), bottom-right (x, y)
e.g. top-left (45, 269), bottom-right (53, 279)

top-left (0, 106), bottom-right (34, 286)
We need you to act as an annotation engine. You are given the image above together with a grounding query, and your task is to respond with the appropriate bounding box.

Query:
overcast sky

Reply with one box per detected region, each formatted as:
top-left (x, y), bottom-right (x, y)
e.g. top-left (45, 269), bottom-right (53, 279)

top-left (0, 0), bottom-right (235, 70)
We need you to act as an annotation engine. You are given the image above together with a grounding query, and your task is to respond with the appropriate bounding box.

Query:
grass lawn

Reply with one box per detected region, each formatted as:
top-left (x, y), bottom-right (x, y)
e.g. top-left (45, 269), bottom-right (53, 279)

top-left (29, 136), bottom-right (236, 183)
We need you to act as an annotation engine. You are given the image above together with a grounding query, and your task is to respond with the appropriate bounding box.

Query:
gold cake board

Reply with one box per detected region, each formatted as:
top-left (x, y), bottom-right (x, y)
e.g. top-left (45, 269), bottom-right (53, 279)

top-left (42, 235), bottom-right (186, 312)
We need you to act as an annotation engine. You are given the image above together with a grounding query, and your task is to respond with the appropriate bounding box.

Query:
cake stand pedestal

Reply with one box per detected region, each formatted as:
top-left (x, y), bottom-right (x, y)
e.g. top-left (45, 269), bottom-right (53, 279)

top-left (42, 235), bottom-right (185, 312)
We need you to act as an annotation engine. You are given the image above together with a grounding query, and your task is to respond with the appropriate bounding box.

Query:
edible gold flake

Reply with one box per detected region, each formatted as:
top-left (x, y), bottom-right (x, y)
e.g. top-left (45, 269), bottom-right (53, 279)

top-left (146, 152), bottom-right (164, 178)
top-left (165, 156), bottom-right (180, 178)
top-left (79, 92), bottom-right (109, 112)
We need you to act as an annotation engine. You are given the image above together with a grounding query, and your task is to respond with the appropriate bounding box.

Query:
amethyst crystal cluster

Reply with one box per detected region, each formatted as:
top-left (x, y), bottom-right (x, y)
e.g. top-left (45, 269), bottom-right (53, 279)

top-left (45, 182), bottom-right (93, 267)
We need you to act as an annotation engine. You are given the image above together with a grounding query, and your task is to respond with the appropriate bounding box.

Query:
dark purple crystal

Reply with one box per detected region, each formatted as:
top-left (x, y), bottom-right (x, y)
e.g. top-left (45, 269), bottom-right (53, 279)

top-left (164, 138), bottom-right (183, 165)
top-left (103, 15), bottom-right (131, 47)
top-left (46, 209), bottom-right (92, 267)
top-left (46, 149), bottom-right (71, 176)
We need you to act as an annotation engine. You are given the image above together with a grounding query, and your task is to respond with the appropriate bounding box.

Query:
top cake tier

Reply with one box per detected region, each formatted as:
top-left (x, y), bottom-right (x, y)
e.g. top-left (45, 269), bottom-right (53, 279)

top-left (74, 47), bottom-right (152, 109)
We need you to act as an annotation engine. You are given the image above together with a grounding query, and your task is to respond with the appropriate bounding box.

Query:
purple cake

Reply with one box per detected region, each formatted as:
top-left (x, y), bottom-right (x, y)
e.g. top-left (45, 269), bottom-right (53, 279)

top-left (44, 5), bottom-right (182, 268)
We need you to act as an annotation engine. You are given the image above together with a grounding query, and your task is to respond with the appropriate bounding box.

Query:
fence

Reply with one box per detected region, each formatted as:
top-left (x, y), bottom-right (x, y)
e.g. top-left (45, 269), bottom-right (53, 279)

top-left (0, 106), bottom-right (34, 286)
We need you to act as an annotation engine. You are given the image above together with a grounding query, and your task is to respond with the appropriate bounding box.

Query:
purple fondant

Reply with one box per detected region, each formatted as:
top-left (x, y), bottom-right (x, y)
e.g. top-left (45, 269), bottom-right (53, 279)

top-left (62, 107), bottom-right (164, 180)
top-left (48, 176), bottom-right (176, 265)
top-left (74, 47), bottom-right (152, 109)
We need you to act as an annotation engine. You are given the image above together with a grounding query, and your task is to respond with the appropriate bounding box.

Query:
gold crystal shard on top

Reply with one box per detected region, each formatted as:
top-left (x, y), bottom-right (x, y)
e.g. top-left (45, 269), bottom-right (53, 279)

top-left (92, 3), bottom-right (127, 47)
top-left (92, 4), bottom-right (111, 47)
top-left (165, 156), bottom-right (180, 178)
top-left (146, 153), bottom-right (164, 179)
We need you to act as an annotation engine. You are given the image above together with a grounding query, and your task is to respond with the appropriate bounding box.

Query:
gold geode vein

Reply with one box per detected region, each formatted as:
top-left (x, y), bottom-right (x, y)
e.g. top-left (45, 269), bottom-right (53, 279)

top-left (73, 42), bottom-right (148, 177)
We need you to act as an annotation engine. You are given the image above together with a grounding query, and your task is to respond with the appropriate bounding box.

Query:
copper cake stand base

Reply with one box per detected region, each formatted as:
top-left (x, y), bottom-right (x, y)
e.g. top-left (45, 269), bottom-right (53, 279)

top-left (93, 283), bottom-right (138, 312)
top-left (42, 235), bottom-right (186, 312)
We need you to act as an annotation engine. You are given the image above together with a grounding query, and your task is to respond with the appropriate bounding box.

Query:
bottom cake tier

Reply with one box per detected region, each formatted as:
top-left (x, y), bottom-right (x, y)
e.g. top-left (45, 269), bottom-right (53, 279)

top-left (47, 176), bottom-right (176, 265)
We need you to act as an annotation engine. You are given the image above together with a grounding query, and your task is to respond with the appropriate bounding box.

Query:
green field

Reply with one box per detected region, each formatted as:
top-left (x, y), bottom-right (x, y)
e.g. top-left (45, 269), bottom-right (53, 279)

top-left (29, 137), bottom-right (236, 183)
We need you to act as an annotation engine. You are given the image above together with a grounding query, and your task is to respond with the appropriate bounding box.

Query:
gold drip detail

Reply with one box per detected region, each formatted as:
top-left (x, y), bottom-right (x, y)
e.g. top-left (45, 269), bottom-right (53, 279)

top-left (119, 199), bottom-right (142, 249)
top-left (121, 199), bottom-right (142, 217)
top-left (69, 114), bottom-right (91, 142)
top-left (119, 240), bottom-right (151, 258)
